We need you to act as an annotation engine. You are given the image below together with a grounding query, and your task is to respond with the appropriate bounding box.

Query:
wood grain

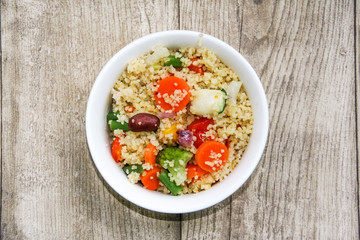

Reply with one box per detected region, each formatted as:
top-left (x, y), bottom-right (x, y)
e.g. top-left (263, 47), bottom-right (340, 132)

top-left (1, 0), bottom-right (180, 239)
top-left (180, 0), bottom-right (359, 239)
top-left (231, 0), bottom-right (358, 239)
top-left (1, 0), bottom-right (359, 239)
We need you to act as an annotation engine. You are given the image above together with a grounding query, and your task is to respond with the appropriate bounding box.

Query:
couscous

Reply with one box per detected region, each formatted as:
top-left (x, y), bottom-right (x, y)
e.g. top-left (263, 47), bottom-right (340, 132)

top-left (107, 45), bottom-right (253, 195)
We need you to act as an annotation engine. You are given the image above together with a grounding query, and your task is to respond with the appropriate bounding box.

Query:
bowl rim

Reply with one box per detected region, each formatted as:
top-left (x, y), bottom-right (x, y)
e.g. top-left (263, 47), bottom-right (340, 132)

top-left (86, 30), bottom-right (269, 213)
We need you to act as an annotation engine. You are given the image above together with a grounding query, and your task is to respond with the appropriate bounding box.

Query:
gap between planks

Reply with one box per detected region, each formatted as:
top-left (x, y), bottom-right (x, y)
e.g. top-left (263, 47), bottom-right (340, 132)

top-left (355, 0), bottom-right (360, 236)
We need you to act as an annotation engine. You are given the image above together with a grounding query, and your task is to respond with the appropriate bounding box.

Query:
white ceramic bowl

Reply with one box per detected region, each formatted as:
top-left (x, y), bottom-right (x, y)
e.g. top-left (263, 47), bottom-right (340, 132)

top-left (86, 30), bottom-right (268, 213)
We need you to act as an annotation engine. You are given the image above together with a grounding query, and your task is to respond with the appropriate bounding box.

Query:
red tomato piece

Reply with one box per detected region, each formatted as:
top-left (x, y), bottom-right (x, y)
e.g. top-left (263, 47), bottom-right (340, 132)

top-left (187, 118), bottom-right (214, 131)
top-left (125, 105), bottom-right (135, 113)
top-left (111, 137), bottom-right (122, 163)
top-left (192, 130), bottom-right (215, 148)
top-left (187, 118), bottom-right (215, 148)
top-left (189, 58), bottom-right (204, 75)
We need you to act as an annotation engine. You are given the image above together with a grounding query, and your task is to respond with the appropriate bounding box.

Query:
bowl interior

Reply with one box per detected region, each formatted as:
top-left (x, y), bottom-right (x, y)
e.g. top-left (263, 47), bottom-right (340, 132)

top-left (86, 30), bottom-right (269, 213)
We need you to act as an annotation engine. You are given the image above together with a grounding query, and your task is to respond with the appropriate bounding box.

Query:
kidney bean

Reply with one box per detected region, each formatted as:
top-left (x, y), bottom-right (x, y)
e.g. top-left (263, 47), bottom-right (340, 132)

top-left (128, 113), bottom-right (160, 132)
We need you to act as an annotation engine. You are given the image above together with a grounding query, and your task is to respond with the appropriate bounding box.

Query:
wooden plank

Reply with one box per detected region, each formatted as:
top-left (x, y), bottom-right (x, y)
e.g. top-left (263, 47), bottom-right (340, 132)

top-left (179, 0), bottom-right (242, 48)
top-left (230, 0), bottom-right (358, 239)
top-left (1, 0), bottom-right (180, 239)
top-left (179, 1), bottom-right (242, 239)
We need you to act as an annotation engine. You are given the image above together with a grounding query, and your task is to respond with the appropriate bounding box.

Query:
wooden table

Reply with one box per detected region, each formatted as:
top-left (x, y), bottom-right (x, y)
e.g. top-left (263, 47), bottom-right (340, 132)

top-left (1, 0), bottom-right (359, 239)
